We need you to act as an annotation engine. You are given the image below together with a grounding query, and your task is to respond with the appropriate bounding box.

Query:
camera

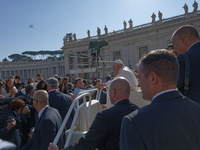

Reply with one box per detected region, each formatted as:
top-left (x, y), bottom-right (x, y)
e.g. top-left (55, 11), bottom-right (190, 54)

top-left (18, 95), bottom-right (33, 105)
top-left (0, 95), bottom-right (33, 106)
top-left (22, 104), bottom-right (28, 110)
top-left (0, 98), bottom-right (15, 106)
top-left (6, 116), bottom-right (15, 123)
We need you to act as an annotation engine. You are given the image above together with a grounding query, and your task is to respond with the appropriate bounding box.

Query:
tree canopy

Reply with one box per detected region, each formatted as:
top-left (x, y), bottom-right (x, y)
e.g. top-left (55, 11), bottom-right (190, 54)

top-left (22, 50), bottom-right (64, 59)
top-left (2, 58), bottom-right (8, 62)
top-left (8, 54), bottom-right (27, 62)
top-left (6, 50), bottom-right (64, 62)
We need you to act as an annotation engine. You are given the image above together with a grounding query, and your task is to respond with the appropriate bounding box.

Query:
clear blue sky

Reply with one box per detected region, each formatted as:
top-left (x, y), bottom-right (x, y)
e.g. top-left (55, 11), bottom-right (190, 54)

top-left (0, 0), bottom-right (196, 61)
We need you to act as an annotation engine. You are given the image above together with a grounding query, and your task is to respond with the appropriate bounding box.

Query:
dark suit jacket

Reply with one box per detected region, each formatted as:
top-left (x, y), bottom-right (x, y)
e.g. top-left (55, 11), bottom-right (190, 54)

top-left (14, 81), bottom-right (25, 90)
top-left (49, 90), bottom-right (74, 129)
top-left (120, 91), bottom-right (200, 150)
top-left (78, 99), bottom-right (139, 150)
top-left (0, 106), bottom-right (26, 143)
top-left (31, 106), bottom-right (64, 150)
top-left (94, 90), bottom-right (107, 104)
top-left (177, 41), bottom-right (200, 102)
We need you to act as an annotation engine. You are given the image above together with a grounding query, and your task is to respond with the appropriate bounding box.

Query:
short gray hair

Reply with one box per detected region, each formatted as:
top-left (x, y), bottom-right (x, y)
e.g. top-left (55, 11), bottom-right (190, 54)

top-left (47, 77), bottom-right (59, 88)
top-left (25, 84), bottom-right (35, 94)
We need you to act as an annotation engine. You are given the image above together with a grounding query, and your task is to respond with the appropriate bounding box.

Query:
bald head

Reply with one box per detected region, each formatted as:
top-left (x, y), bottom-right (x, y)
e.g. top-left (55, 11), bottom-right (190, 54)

top-left (171, 25), bottom-right (200, 55)
top-left (34, 90), bottom-right (49, 106)
top-left (110, 77), bottom-right (130, 92)
top-left (109, 77), bottom-right (130, 104)
top-left (172, 25), bottom-right (199, 41)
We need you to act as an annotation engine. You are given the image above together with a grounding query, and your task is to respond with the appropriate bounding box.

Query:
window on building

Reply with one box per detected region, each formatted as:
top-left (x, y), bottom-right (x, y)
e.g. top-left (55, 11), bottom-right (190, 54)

top-left (113, 51), bottom-right (121, 60)
top-left (139, 46), bottom-right (148, 59)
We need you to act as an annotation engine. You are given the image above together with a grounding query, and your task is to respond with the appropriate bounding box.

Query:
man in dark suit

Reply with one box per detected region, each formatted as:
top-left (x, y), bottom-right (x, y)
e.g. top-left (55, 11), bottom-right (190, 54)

top-left (120, 49), bottom-right (200, 150)
top-left (94, 79), bottom-right (107, 105)
top-left (78, 77), bottom-right (139, 150)
top-left (171, 25), bottom-right (200, 102)
top-left (14, 75), bottom-right (25, 90)
top-left (47, 77), bottom-right (74, 129)
top-left (30, 90), bottom-right (64, 150)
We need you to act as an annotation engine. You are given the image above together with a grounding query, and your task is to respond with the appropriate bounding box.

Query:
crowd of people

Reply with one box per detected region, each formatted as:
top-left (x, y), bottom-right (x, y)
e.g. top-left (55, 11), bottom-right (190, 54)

top-left (1, 25), bottom-right (200, 150)
top-left (0, 72), bottom-right (114, 149)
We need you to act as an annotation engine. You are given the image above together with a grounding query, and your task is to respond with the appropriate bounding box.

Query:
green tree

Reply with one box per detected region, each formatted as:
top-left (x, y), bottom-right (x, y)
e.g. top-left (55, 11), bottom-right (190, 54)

top-left (22, 51), bottom-right (38, 60)
top-left (22, 50), bottom-right (64, 60)
top-left (2, 58), bottom-right (8, 62)
top-left (8, 54), bottom-right (27, 62)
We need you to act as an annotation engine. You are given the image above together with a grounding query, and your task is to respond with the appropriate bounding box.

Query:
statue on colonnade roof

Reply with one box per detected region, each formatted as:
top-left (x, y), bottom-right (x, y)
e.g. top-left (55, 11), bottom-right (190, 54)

top-left (183, 3), bottom-right (188, 14)
top-left (123, 20), bottom-right (127, 30)
top-left (128, 19), bottom-right (133, 28)
top-left (193, 0), bottom-right (198, 13)
top-left (158, 11), bottom-right (162, 20)
top-left (151, 13), bottom-right (156, 22)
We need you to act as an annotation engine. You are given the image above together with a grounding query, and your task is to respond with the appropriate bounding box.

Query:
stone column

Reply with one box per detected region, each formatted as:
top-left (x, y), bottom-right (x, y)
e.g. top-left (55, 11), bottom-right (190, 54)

top-left (0, 71), bottom-right (2, 79)
top-left (5, 71), bottom-right (7, 79)
top-left (129, 43), bottom-right (136, 70)
top-left (46, 68), bottom-right (49, 79)
top-left (31, 69), bottom-right (33, 78)
top-left (14, 70), bottom-right (17, 76)
top-left (122, 44), bottom-right (129, 66)
top-left (22, 70), bottom-right (24, 81)
top-left (34, 68), bottom-right (36, 78)
top-left (74, 53), bottom-right (78, 70)
top-left (56, 66), bottom-right (59, 76)
top-left (49, 67), bottom-right (53, 78)
top-left (64, 51), bottom-right (70, 75)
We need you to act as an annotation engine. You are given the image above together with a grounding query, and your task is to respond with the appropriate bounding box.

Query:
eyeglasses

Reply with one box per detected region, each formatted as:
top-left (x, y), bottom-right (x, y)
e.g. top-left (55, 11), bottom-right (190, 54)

top-left (33, 98), bottom-right (39, 102)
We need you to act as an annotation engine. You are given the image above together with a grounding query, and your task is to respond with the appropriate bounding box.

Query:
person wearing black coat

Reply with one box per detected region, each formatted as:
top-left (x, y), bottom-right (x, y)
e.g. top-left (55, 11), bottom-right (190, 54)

top-left (0, 99), bottom-right (29, 149)
top-left (78, 77), bottom-right (138, 150)
top-left (171, 25), bottom-right (200, 102)
top-left (47, 77), bottom-right (74, 129)
top-left (120, 49), bottom-right (200, 150)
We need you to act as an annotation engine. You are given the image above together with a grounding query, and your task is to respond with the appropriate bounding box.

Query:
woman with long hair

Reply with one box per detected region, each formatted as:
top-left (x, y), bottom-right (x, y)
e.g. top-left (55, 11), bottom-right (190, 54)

top-left (27, 78), bottom-right (34, 85)
top-left (36, 80), bottom-right (47, 91)
top-left (2, 77), bottom-right (18, 98)
top-left (58, 77), bottom-right (64, 93)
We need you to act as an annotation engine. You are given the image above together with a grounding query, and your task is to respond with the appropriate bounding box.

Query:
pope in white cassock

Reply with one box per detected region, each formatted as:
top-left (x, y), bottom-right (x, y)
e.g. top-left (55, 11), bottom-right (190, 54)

top-left (101, 59), bottom-right (150, 108)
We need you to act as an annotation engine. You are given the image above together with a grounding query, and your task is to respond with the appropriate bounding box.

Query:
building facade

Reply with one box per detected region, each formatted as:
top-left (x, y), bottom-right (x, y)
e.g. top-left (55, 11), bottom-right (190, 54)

top-left (62, 4), bottom-right (200, 79)
top-left (0, 58), bottom-right (65, 82)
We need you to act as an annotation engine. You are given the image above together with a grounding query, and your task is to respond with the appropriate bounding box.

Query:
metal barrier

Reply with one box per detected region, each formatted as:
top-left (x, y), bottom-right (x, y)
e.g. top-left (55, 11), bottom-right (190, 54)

top-left (53, 88), bottom-right (101, 148)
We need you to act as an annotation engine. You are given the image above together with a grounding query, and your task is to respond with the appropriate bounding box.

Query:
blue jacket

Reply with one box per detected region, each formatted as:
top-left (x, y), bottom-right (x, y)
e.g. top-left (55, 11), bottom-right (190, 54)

top-left (31, 106), bottom-right (64, 150)
top-left (49, 90), bottom-right (74, 129)
top-left (120, 91), bottom-right (200, 150)
top-left (78, 99), bottom-right (139, 150)
top-left (177, 41), bottom-right (200, 102)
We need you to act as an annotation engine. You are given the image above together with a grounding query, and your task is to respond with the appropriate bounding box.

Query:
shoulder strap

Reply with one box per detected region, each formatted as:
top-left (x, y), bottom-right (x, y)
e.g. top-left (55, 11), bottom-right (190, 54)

top-left (182, 53), bottom-right (190, 95)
